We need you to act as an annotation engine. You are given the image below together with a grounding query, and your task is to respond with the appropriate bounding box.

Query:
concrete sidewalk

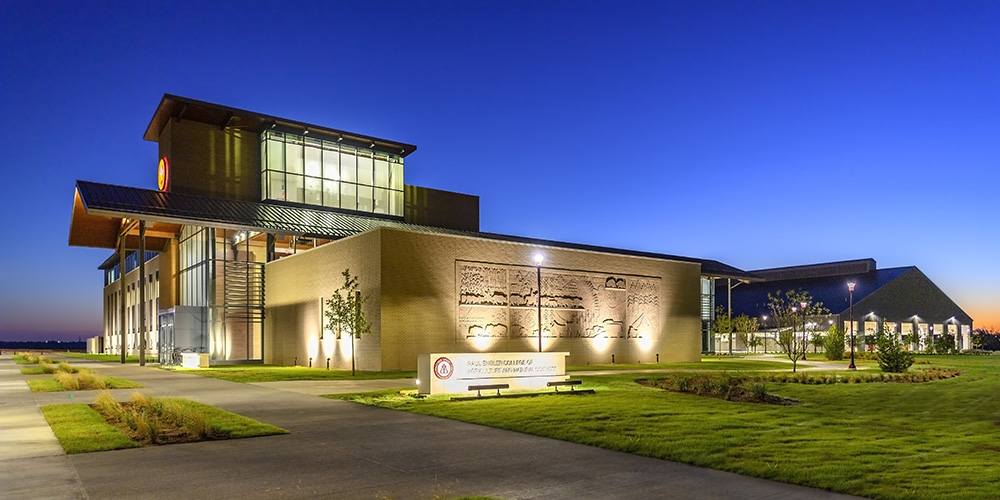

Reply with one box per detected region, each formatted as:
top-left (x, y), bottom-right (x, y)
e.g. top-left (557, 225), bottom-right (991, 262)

top-left (1, 354), bottom-right (867, 499)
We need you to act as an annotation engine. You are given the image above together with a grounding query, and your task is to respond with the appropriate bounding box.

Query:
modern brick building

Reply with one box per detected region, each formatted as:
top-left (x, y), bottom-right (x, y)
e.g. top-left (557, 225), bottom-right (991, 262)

top-left (69, 95), bottom-right (753, 369)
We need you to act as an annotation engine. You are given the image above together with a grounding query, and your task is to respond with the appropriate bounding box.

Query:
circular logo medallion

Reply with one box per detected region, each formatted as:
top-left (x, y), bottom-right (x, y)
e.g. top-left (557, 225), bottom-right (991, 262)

top-left (433, 357), bottom-right (454, 380)
top-left (157, 157), bottom-right (169, 191)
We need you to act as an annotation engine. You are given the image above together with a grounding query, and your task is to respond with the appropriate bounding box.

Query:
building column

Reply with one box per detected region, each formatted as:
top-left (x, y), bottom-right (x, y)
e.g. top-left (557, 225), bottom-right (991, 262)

top-left (118, 236), bottom-right (127, 363)
top-left (138, 220), bottom-right (147, 366)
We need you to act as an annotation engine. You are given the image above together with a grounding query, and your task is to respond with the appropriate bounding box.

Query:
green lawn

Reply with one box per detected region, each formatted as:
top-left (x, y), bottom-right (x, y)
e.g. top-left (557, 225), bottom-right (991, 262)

top-left (41, 397), bottom-right (287, 454)
top-left (41, 404), bottom-right (140, 454)
top-left (172, 364), bottom-right (417, 383)
top-left (61, 353), bottom-right (157, 364)
top-left (333, 355), bottom-right (1000, 500)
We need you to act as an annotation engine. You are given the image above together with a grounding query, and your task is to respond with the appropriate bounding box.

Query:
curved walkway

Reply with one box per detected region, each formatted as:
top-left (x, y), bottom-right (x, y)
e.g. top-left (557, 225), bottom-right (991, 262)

top-left (1, 354), bottom-right (867, 500)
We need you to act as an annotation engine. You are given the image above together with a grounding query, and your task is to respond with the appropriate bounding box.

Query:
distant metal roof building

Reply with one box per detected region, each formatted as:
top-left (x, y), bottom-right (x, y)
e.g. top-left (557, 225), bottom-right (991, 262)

top-left (719, 259), bottom-right (972, 327)
top-left (70, 180), bottom-right (756, 280)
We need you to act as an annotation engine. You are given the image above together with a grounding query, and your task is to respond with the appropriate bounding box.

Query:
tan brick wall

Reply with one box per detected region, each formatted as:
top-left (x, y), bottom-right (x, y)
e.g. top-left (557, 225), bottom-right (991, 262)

top-left (404, 185), bottom-right (480, 231)
top-left (158, 119), bottom-right (260, 202)
top-left (264, 226), bottom-right (702, 371)
top-left (103, 255), bottom-right (161, 355)
top-left (264, 230), bottom-right (383, 370)
top-left (380, 228), bottom-right (701, 369)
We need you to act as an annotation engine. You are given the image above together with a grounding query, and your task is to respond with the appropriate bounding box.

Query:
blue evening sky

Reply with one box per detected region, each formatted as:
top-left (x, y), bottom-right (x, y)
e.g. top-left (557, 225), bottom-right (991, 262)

top-left (1, 0), bottom-right (997, 340)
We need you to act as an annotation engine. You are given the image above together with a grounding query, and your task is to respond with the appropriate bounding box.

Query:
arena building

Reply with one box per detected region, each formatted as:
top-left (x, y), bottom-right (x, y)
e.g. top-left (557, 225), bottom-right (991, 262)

top-left (716, 259), bottom-right (973, 353)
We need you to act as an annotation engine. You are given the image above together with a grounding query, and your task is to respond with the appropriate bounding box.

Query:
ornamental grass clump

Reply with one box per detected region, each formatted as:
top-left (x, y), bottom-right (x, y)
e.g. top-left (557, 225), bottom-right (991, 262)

top-left (22, 353), bottom-right (54, 364)
top-left (92, 391), bottom-right (221, 445)
top-left (76, 370), bottom-right (107, 390)
top-left (160, 399), bottom-right (211, 439)
top-left (55, 371), bottom-right (80, 390)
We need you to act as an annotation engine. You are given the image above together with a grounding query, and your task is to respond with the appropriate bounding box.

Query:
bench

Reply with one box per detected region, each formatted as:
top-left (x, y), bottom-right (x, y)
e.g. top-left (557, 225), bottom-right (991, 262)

top-left (547, 380), bottom-right (583, 392)
top-left (468, 383), bottom-right (509, 397)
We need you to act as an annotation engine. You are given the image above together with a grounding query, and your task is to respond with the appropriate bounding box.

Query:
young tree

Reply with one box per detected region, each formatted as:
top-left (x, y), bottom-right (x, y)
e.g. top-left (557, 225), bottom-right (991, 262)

top-left (823, 325), bottom-right (846, 361)
top-left (864, 332), bottom-right (878, 352)
top-left (810, 330), bottom-right (826, 353)
top-left (324, 269), bottom-right (371, 376)
top-left (902, 329), bottom-right (921, 351)
top-left (767, 289), bottom-right (827, 372)
top-left (733, 314), bottom-right (759, 353)
top-left (934, 333), bottom-right (956, 354)
top-left (877, 324), bottom-right (915, 373)
top-left (713, 306), bottom-right (733, 354)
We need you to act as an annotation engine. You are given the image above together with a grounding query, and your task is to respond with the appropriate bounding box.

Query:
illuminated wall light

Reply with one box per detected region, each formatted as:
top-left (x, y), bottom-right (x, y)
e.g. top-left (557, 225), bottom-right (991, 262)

top-left (637, 332), bottom-right (654, 352)
top-left (590, 334), bottom-right (611, 353)
top-left (470, 328), bottom-right (494, 351)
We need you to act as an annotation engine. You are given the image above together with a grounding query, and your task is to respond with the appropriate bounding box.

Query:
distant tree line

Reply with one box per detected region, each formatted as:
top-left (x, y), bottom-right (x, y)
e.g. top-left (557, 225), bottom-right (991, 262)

top-left (972, 329), bottom-right (1000, 351)
top-left (0, 340), bottom-right (86, 350)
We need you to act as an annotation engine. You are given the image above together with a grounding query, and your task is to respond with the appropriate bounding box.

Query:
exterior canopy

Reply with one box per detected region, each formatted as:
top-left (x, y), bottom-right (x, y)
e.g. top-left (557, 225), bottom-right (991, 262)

top-left (69, 180), bottom-right (753, 279)
top-left (144, 94), bottom-right (417, 157)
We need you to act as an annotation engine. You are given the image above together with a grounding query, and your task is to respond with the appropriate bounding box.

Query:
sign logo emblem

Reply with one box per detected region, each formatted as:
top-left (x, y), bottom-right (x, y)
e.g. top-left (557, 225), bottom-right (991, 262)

top-left (157, 157), bottom-right (169, 191)
top-left (433, 357), bottom-right (454, 380)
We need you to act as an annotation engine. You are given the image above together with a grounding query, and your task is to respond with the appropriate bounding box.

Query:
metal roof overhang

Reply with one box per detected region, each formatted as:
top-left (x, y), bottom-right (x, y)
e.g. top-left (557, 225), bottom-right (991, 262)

top-left (69, 188), bottom-right (181, 252)
top-left (69, 180), bottom-right (758, 281)
top-left (68, 180), bottom-right (416, 251)
top-left (143, 94), bottom-right (417, 157)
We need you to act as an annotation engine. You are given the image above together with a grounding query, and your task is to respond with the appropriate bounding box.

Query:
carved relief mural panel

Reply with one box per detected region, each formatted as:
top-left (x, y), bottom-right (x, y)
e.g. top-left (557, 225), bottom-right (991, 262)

top-left (457, 261), bottom-right (660, 342)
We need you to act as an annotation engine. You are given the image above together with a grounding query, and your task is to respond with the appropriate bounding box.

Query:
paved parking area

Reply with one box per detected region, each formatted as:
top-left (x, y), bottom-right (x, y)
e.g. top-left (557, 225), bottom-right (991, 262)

top-left (1, 354), bottom-right (866, 499)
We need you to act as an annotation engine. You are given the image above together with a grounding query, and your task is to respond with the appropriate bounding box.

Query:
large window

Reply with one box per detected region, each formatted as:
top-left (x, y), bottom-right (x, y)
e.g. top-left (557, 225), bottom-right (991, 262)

top-left (179, 226), bottom-right (212, 307)
top-left (261, 130), bottom-right (404, 216)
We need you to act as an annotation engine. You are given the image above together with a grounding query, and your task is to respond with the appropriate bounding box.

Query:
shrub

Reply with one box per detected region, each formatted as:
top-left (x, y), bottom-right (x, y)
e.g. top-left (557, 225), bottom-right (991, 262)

top-left (749, 382), bottom-right (769, 401)
top-left (877, 334), bottom-right (915, 373)
top-left (675, 375), bottom-right (692, 392)
top-left (823, 326), bottom-right (846, 361)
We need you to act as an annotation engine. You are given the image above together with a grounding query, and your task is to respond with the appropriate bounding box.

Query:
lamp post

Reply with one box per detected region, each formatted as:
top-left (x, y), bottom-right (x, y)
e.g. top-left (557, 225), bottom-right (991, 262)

top-left (534, 253), bottom-right (544, 353)
top-left (800, 301), bottom-right (808, 361)
top-left (352, 289), bottom-right (360, 376)
top-left (791, 306), bottom-right (798, 357)
top-left (848, 282), bottom-right (856, 370)
top-left (762, 315), bottom-right (768, 353)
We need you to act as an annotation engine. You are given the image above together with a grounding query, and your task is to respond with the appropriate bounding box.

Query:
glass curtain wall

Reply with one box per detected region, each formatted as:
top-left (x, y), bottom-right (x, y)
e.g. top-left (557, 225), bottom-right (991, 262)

top-left (209, 229), bottom-right (265, 361)
top-left (260, 130), bottom-right (404, 216)
top-left (701, 277), bottom-right (716, 353)
top-left (178, 226), bottom-right (266, 361)
top-left (179, 226), bottom-right (213, 307)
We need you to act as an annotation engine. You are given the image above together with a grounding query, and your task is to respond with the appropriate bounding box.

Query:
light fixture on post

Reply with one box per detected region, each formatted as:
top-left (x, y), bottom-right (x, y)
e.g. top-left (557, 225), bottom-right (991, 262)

top-left (534, 253), bottom-right (544, 352)
top-left (352, 289), bottom-right (360, 376)
top-left (848, 282), bottom-right (856, 370)
top-left (800, 301), bottom-right (808, 361)
top-left (791, 306), bottom-right (798, 358)
top-left (762, 315), bottom-right (768, 354)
